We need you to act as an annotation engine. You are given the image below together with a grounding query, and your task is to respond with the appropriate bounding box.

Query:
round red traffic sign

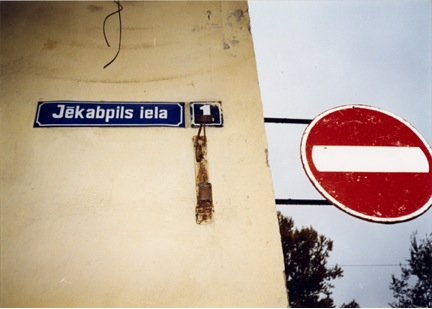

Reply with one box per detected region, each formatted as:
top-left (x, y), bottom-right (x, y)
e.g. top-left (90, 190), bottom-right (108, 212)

top-left (301, 105), bottom-right (432, 223)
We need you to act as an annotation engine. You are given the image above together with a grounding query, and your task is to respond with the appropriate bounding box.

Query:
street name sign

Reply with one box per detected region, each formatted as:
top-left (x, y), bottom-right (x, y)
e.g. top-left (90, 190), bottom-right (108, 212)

top-left (34, 101), bottom-right (185, 127)
top-left (300, 105), bottom-right (432, 223)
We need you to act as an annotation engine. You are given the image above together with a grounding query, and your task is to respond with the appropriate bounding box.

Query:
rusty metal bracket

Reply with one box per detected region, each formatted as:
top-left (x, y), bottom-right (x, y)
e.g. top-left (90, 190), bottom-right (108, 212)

top-left (193, 123), bottom-right (214, 224)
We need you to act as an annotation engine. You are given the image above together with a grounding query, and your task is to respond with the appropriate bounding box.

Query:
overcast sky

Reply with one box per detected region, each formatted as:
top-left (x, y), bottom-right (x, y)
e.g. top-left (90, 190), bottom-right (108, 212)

top-left (248, 1), bottom-right (432, 307)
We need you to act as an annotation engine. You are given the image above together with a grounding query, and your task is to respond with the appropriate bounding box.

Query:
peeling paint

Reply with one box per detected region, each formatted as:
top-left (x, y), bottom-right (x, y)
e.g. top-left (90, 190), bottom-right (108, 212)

top-left (42, 39), bottom-right (58, 50)
top-left (265, 148), bottom-right (270, 167)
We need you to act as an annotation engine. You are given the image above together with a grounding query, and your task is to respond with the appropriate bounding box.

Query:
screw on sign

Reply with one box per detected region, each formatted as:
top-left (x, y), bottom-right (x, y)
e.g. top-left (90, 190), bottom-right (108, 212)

top-left (300, 105), bottom-right (432, 223)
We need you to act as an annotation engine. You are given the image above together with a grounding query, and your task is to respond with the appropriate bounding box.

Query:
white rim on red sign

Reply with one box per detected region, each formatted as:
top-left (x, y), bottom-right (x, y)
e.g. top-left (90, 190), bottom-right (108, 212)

top-left (300, 105), bottom-right (432, 223)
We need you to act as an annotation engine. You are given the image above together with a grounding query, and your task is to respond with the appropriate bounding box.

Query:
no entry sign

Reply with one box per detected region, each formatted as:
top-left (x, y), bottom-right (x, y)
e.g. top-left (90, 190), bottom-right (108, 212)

top-left (301, 105), bottom-right (432, 223)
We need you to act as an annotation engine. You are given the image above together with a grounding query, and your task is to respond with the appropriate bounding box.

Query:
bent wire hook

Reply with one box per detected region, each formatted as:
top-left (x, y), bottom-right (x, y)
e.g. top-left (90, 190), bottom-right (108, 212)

top-left (103, 0), bottom-right (123, 69)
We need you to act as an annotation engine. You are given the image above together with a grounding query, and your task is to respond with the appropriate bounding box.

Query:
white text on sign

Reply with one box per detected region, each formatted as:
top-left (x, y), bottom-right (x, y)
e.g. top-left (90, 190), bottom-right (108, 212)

top-left (51, 104), bottom-right (169, 123)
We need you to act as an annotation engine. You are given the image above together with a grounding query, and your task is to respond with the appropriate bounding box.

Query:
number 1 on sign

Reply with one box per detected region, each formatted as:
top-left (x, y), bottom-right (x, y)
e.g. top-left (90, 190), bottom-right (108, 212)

top-left (200, 105), bottom-right (211, 116)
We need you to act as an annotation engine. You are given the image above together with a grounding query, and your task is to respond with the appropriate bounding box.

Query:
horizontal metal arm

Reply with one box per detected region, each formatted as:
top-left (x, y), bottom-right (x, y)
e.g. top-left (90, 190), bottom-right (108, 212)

top-left (275, 199), bottom-right (332, 205)
top-left (264, 117), bottom-right (312, 124)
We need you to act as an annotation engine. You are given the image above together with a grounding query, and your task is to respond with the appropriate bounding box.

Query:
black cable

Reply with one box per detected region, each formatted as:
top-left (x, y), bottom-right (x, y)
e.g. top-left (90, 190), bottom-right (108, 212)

top-left (330, 264), bottom-right (408, 267)
top-left (103, 1), bottom-right (123, 69)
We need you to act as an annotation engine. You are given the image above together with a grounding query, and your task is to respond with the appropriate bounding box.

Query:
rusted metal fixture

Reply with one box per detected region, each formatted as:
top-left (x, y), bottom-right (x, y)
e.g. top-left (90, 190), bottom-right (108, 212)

top-left (193, 121), bottom-right (214, 224)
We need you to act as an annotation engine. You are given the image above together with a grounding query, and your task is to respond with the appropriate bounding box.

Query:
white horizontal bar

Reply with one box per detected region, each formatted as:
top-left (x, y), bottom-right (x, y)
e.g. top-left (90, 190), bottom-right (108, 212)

top-left (312, 146), bottom-right (429, 173)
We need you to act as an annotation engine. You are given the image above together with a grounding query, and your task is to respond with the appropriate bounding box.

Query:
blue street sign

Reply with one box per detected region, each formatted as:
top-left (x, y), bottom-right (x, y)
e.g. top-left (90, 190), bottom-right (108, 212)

top-left (34, 101), bottom-right (185, 127)
top-left (190, 102), bottom-right (223, 127)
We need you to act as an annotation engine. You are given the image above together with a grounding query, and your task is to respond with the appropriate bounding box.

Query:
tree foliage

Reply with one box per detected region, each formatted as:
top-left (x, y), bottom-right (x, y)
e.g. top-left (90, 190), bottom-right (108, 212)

top-left (389, 232), bottom-right (432, 308)
top-left (341, 300), bottom-right (360, 308)
top-left (277, 212), bottom-right (345, 307)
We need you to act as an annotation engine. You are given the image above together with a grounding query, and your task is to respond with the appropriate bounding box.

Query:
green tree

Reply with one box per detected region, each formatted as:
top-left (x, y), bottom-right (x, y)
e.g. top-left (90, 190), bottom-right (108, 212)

top-left (389, 232), bottom-right (432, 308)
top-left (278, 212), bottom-right (345, 307)
top-left (341, 300), bottom-right (360, 308)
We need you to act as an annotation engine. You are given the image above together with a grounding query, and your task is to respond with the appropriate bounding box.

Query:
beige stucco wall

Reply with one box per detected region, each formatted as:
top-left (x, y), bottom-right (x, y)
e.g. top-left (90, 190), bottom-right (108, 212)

top-left (0, 1), bottom-right (288, 307)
